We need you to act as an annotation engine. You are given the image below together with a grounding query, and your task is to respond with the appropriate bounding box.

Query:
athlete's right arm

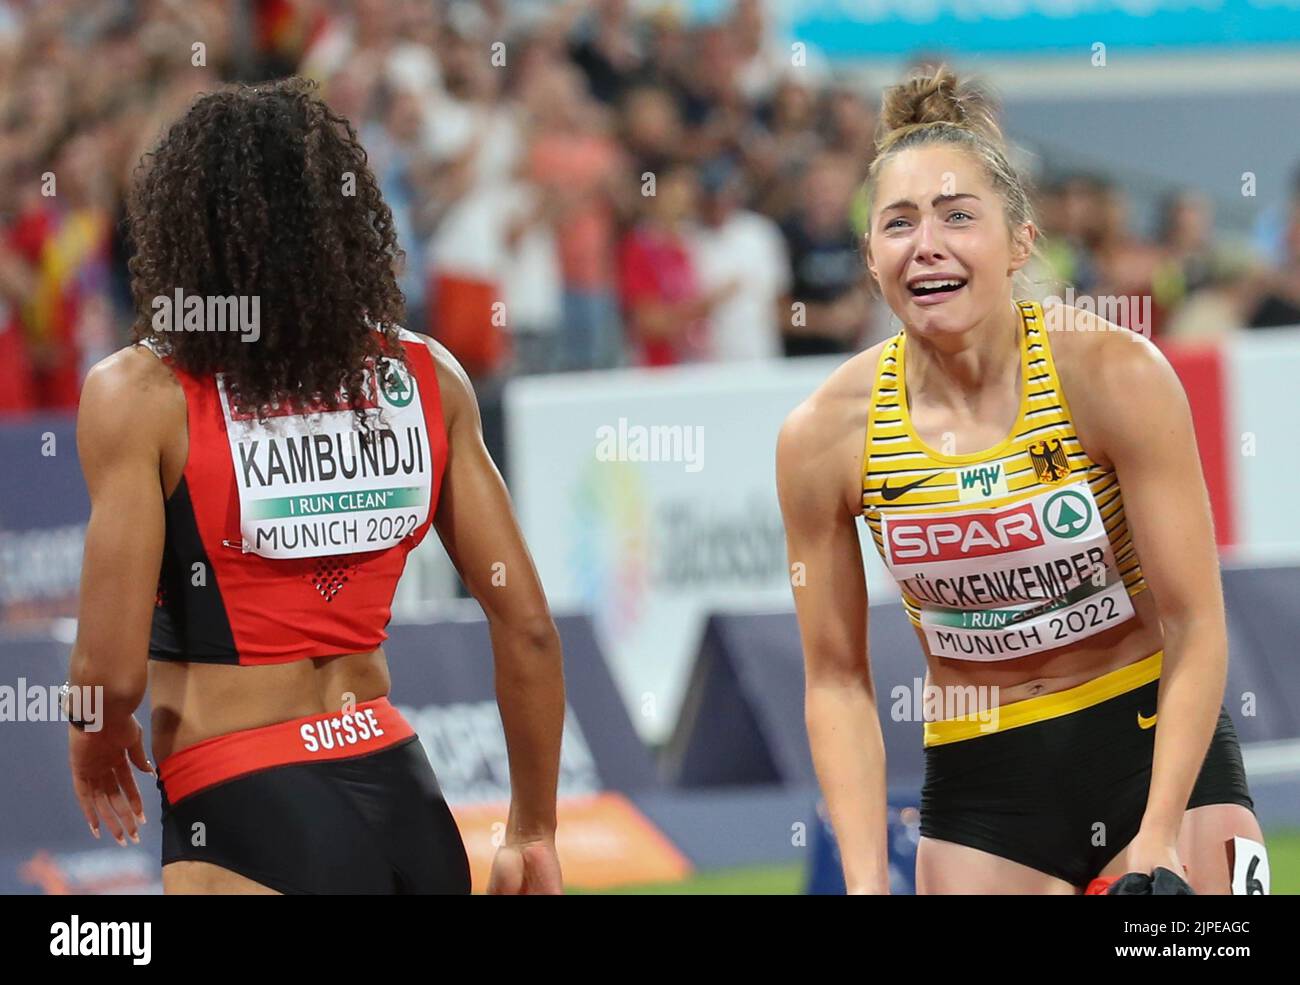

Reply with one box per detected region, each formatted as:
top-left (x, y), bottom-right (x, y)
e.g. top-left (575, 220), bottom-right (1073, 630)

top-left (67, 349), bottom-right (170, 845)
top-left (776, 391), bottom-right (891, 894)
top-left (424, 340), bottom-right (565, 894)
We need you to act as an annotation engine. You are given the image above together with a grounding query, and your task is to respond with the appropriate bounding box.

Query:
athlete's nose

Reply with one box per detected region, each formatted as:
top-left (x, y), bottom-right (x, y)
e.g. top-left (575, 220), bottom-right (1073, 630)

top-left (912, 214), bottom-right (948, 264)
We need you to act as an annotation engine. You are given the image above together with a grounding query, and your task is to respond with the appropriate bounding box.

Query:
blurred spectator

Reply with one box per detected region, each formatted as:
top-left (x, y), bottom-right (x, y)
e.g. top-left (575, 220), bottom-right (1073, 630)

top-left (677, 26), bottom-right (757, 168)
top-left (0, 0), bottom-right (1297, 422)
top-left (1090, 183), bottom-right (1166, 335)
top-left (688, 158), bottom-right (790, 361)
top-left (779, 152), bottom-right (870, 357)
top-left (621, 85), bottom-right (684, 177)
top-left (527, 61), bottom-right (628, 371)
top-left (7, 135), bottom-right (114, 410)
top-left (422, 13), bottom-right (522, 377)
top-left (1248, 199), bottom-right (1300, 328)
top-left (824, 85), bottom-right (876, 168)
top-left (1164, 246), bottom-right (1261, 345)
top-left (618, 163), bottom-right (720, 366)
top-left (749, 73), bottom-right (823, 219)
top-left (361, 84), bottom-right (434, 338)
top-left (0, 236), bottom-right (36, 414)
top-left (730, 0), bottom-right (790, 103)
top-left (300, 0), bottom-right (402, 83)
top-left (1156, 189), bottom-right (1217, 298)
top-left (1039, 173), bottom-right (1106, 295)
top-left (641, 7), bottom-right (693, 102)
top-left (568, 0), bottom-right (643, 106)
top-left (1250, 165), bottom-right (1300, 267)
top-left (496, 177), bottom-right (564, 375)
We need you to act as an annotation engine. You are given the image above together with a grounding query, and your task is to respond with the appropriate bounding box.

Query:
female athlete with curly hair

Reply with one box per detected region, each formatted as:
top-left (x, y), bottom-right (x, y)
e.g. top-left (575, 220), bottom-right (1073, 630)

top-left (64, 78), bottom-right (564, 895)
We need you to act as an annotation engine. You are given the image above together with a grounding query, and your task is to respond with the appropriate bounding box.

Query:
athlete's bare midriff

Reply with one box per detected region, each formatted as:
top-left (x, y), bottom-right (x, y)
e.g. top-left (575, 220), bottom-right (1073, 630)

top-left (148, 648), bottom-right (392, 762)
top-left (146, 346), bottom-right (393, 763)
top-left (918, 586), bottom-right (1163, 710)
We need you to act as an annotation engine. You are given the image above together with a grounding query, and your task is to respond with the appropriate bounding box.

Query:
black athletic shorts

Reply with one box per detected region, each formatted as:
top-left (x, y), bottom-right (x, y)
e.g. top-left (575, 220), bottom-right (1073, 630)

top-left (920, 650), bottom-right (1255, 888)
top-left (157, 698), bottom-right (471, 894)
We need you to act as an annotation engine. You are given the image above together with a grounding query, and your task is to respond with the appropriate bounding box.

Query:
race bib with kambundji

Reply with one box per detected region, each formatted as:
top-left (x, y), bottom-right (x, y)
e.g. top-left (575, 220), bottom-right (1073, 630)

top-left (216, 358), bottom-right (433, 560)
top-left (880, 480), bottom-right (1135, 660)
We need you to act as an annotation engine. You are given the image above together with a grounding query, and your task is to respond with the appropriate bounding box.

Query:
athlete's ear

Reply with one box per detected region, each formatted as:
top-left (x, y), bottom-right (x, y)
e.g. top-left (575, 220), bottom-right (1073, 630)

top-left (1007, 222), bottom-right (1036, 273)
top-left (864, 233), bottom-right (880, 287)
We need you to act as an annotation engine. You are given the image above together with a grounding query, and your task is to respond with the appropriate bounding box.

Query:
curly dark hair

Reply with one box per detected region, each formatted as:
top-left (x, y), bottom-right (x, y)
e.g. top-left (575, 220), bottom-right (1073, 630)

top-left (126, 76), bottom-right (410, 430)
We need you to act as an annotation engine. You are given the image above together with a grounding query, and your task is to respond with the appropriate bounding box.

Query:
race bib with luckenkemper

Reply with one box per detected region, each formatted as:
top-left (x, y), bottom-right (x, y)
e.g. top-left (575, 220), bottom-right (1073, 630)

top-left (880, 479), bottom-right (1136, 661)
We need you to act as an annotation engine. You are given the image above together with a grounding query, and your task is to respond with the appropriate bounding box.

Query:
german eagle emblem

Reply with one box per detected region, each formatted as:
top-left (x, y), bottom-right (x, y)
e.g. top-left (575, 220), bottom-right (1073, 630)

top-left (1028, 437), bottom-right (1071, 483)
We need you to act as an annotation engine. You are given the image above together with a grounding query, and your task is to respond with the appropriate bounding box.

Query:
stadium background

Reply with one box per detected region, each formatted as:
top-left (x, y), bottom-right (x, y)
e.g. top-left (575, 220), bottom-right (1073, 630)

top-left (1, 0), bottom-right (1298, 893)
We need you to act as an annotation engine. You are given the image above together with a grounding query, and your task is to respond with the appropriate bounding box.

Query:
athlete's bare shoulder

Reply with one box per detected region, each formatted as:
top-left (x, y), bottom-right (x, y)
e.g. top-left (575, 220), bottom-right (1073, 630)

top-left (777, 340), bottom-right (887, 517)
top-left (88, 342), bottom-right (184, 423)
top-left (108, 339), bottom-right (184, 392)
top-left (411, 330), bottom-right (479, 432)
top-left (77, 342), bottom-right (184, 470)
top-left (1041, 302), bottom-right (1185, 467)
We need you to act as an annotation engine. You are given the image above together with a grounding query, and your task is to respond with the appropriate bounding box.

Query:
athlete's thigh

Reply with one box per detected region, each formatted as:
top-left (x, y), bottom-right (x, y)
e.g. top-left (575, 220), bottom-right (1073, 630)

top-left (916, 837), bottom-right (1078, 895)
top-left (162, 860), bottom-right (281, 895)
top-left (1097, 803), bottom-right (1263, 894)
top-left (1178, 804), bottom-right (1264, 895)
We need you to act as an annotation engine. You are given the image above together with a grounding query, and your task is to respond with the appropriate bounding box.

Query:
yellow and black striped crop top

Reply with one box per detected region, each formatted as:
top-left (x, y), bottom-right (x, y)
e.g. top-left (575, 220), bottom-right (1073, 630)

top-left (861, 300), bottom-right (1147, 662)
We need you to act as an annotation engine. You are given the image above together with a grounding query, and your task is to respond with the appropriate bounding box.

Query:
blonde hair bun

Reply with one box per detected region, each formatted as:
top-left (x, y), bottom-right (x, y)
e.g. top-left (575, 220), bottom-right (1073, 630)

top-left (876, 65), bottom-right (1004, 153)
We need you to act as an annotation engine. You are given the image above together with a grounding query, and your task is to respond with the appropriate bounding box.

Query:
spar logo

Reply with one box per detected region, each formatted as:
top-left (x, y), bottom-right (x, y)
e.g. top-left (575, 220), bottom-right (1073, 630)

top-left (379, 358), bottom-right (415, 408)
top-left (1043, 488), bottom-right (1092, 539)
top-left (885, 502), bottom-right (1042, 563)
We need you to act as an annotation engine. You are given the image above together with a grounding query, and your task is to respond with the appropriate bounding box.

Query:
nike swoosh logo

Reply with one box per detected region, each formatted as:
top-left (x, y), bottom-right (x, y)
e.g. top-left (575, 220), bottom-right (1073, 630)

top-left (1137, 711), bottom-right (1158, 730)
top-left (880, 471), bottom-right (944, 502)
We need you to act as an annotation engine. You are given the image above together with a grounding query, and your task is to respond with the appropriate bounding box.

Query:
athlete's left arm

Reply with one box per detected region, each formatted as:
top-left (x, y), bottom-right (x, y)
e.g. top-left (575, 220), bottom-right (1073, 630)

top-left (1067, 318), bottom-right (1228, 848)
top-left (424, 340), bottom-right (565, 893)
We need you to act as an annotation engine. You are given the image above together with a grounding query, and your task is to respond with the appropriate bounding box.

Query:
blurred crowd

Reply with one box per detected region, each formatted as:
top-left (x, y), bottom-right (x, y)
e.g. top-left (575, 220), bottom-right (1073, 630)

top-left (3, 0), bottom-right (1300, 419)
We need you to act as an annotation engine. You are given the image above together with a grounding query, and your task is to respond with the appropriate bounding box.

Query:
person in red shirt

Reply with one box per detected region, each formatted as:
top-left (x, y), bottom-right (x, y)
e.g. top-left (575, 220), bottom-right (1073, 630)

top-left (618, 163), bottom-right (735, 366)
top-left (0, 237), bottom-right (37, 415)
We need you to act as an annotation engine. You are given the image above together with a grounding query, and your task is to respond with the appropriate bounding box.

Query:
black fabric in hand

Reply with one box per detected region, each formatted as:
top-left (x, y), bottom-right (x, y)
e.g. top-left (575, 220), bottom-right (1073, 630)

top-left (1106, 866), bottom-right (1196, 895)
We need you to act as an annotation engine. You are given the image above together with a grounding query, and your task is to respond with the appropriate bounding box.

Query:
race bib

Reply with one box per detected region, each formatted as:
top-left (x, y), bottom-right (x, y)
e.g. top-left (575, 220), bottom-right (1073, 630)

top-left (881, 480), bottom-right (1136, 661)
top-left (1230, 836), bottom-right (1269, 895)
top-left (217, 357), bottom-right (433, 559)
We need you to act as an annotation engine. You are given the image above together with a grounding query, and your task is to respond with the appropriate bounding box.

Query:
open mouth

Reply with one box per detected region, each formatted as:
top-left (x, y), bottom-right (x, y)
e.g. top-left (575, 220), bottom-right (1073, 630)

top-left (908, 277), bottom-right (967, 302)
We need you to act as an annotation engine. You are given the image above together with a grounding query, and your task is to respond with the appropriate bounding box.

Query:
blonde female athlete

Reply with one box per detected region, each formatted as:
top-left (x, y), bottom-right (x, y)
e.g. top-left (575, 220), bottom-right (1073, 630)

top-left (777, 68), bottom-right (1265, 894)
top-left (64, 79), bottom-right (564, 895)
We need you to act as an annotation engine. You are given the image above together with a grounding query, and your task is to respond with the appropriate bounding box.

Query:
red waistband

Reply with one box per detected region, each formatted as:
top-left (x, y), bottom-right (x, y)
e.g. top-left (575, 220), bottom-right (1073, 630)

top-left (157, 697), bottom-right (415, 805)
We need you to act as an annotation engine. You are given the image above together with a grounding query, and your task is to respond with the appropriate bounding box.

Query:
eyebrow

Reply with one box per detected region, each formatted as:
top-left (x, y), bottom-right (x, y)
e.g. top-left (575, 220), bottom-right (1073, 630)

top-left (880, 193), bottom-right (982, 213)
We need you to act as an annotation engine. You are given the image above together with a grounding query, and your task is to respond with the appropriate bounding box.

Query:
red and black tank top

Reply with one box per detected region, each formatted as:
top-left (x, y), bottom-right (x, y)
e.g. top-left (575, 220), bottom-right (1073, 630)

top-left (139, 327), bottom-right (447, 665)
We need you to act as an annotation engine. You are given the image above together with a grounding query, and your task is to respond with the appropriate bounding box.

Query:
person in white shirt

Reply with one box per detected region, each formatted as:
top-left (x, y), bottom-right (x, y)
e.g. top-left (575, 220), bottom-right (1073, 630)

top-left (688, 158), bottom-right (791, 362)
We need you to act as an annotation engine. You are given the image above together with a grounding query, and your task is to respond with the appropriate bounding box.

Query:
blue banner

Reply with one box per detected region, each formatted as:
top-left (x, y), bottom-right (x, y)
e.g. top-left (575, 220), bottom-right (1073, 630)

top-left (0, 416), bottom-right (86, 627)
top-left (692, 0), bottom-right (1300, 57)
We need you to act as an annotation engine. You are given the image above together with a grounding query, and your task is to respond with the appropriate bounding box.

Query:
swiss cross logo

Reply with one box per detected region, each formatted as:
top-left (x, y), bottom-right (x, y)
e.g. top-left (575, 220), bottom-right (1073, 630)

top-left (885, 502), bottom-right (1043, 563)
